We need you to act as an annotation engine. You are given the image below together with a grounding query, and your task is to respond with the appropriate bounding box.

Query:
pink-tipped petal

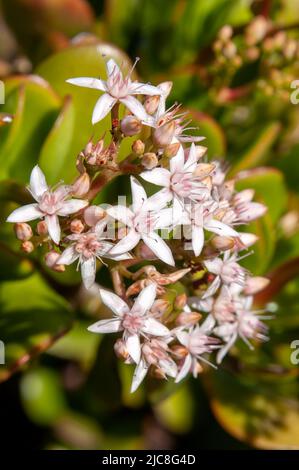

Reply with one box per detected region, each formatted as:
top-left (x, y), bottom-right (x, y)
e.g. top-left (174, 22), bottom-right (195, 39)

top-left (132, 283), bottom-right (157, 315)
top-left (126, 334), bottom-right (141, 364)
top-left (58, 245), bottom-right (79, 265)
top-left (109, 229), bottom-right (140, 255)
top-left (7, 203), bottom-right (42, 223)
top-left (142, 317), bottom-right (170, 336)
top-left (92, 94), bottom-right (116, 124)
top-left (66, 77), bottom-right (107, 91)
top-left (120, 96), bottom-right (148, 121)
top-left (81, 257), bottom-right (96, 289)
top-left (87, 318), bottom-right (122, 334)
top-left (131, 359), bottom-right (148, 393)
top-left (45, 215), bottom-right (61, 244)
top-left (140, 168), bottom-right (170, 187)
top-left (130, 176), bottom-right (147, 213)
top-left (99, 288), bottom-right (129, 316)
top-left (142, 232), bottom-right (175, 266)
top-left (169, 144), bottom-right (185, 173)
top-left (175, 354), bottom-right (192, 383)
top-left (29, 165), bottom-right (48, 200)
top-left (57, 199), bottom-right (88, 216)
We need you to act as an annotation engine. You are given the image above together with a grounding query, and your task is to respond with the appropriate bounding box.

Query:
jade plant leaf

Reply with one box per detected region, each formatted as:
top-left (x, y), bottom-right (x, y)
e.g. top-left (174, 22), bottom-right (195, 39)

top-left (0, 273), bottom-right (73, 382)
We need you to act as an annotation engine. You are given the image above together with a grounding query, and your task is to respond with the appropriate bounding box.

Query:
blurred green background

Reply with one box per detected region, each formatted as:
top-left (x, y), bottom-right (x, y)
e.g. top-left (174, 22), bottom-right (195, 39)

top-left (1, 0), bottom-right (299, 450)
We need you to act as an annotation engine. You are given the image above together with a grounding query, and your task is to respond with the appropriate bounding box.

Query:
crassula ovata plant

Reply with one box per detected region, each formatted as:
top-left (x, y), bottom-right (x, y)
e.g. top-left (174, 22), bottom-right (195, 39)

top-left (6, 57), bottom-right (271, 393)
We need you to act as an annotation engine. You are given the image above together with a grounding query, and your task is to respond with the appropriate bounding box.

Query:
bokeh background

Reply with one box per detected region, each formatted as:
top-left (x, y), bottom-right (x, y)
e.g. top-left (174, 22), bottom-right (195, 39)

top-left (1, 0), bottom-right (299, 450)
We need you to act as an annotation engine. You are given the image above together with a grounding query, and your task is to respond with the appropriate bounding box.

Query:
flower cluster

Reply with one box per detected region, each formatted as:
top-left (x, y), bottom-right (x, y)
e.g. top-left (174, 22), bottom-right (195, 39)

top-left (6, 58), bottom-right (270, 392)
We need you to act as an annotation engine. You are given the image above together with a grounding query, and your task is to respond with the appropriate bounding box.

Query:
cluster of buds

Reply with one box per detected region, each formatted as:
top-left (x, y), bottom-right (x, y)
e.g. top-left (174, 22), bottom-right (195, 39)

top-left (6, 57), bottom-right (270, 392)
top-left (211, 16), bottom-right (299, 101)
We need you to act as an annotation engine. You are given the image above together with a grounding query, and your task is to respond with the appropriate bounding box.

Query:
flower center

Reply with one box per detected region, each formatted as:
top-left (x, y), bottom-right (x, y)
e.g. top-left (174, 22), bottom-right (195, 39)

top-left (75, 234), bottom-right (102, 259)
top-left (39, 191), bottom-right (60, 215)
top-left (122, 312), bottom-right (144, 334)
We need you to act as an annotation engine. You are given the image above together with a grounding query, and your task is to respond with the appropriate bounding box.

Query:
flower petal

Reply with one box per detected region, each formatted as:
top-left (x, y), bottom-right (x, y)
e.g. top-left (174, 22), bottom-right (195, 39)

top-left (106, 205), bottom-right (134, 227)
top-left (45, 215), bottom-right (61, 244)
top-left (106, 59), bottom-right (121, 77)
top-left (109, 228), bottom-right (140, 255)
top-left (159, 358), bottom-right (177, 378)
top-left (57, 199), bottom-right (88, 216)
top-left (142, 232), bottom-right (175, 266)
top-left (205, 219), bottom-right (239, 237)
top-left (204, 258), bottom-right (223, 274)
top-left (29, 165), bottom-right (48, 200)
top-left (175, 354), bottom-right (192, 383)
top-left (6, 203), bottom-right (42, 223)
top-left (142, 317), bottom-right (170, 336)
top-left (140, 168), bottom-right (170, 188)
top-left (169, 144), bottom-right (185, 173)
top-left (58, 245), bottom-right (79, 265)
top-left (216, 333), bottom-right (237, 364)
top-left (129, 82), bottom-right (162, 96)
top-left (184, 143), bottom-right (198, 172)
top-left (191, 225), bottom-right (204, 257)
top-left (126, 333), bottom-right (141, 364)
top-left (130, 176), bottom-right (147, 213)
top-left (131, 359), bottom-right (148, 393)
top-left (87, 318), bottom-right (122, 334)
top-left (202, 275), bottom-right (221, 299)
top-left (99, 288), bottom-right (129, 316)
top-left (132, 283), bottom-right (157, 315)
top-left (92, 93), bottom-right (116, 124)
top-left (81, 257), bottom-right (96, 289)
top-left (66, 77), bottom-right (107, 91)
top-left (144, 188), bottom-right (173, 211)
top-left (120, 96), bottom-right (148, 121)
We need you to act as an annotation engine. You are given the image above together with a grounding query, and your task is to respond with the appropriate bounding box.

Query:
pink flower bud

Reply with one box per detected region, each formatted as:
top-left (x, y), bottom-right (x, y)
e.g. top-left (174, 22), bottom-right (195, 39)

top-left (174, 293), bottom-right (187, 309)
top-left (244, 276), bottom-right (269, 295)
top-left (237, 232), bottom-right (258, 248)
top-left (144, 95), bottom-right (160, 115)
top-left (171, 345), bottom-right (188, 359)
top-left (164, 142), bottom-right (181, 158)
top-left (72, 172), bottom-right (90, 197)
top-left (114, 338), bottom-right (129, 360)
top-left (14, 222), bottom-right (33, 241)
top-left (84, 206), bottom-right (105, 227)
top-left (36, 220), bottom-right (48, 235)
top-left (70, 219), bottom-right (85, 234)
top-left (153, 121), bottom-right (176, 148)
top-left (132, 139), bottom-right (145, 155)
top-left (141, 152), bottom-right (158, 169)
top-left (211, 235), bottom-right (235, 251)
top-left (176, 311), bottom-right (202, 326)
top-left (21, 241), bottom-right (34, 253)
top-left (121, 115), bottom-right (142, 136)
top-left (151, 299), bottom-right (170, 316)
top-left (218, 25), bottom-right (233, 41)
top-left (45, 250), bottom-right (65, 272)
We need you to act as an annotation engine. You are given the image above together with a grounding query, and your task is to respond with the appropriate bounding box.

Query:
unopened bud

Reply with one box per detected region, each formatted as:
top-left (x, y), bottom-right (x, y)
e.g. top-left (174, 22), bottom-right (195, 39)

top-left (244, 276), bottom-right (269, 295)
top-left (14, 222), bottom-right (32, 241)
top-left (153, 121), bottom-right (176, 148)
top-left (84, 206), bottom-right (105, 227)
top-left (132, 139), bottom-right (145, 155)
top-left (144, 95), bottom-right (160, 115)
top-left (246, 16), bottom-right (269, 45)
top-left (21, 240), bottom-right (34, 253)
top-left (121, 115), bottom-right (142, 136)
top-left (174, 293), bottom-right (187, 309)
top-left (176, 311), bottom-right (202, 326)
top-left (237, 232), bottom-right (258, 248)
top-left (141, 152), bottom-right (158, 169)
top-left (72, 172), bottom-right (90, 197)
top-left (218, 25), bottom-right (233, 42)
top-left (164, 142), bottom-right (181, 158)
top-left (171, 345), bottom-right (188, 358)
top-left (70, 219), bottom-right (84, 234)
top-left (212, 235), bottom-right (235, 251)
top-left (222, 41), bottom-right (237, 59)
top-left (114, 338), bottom-right (129, 360)
top-left (45, 250), bottom-right (65, 272)
top-left (36, 220), bottom-right (48, 236)
top-left (151, 299), bottom-right (170, 316)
